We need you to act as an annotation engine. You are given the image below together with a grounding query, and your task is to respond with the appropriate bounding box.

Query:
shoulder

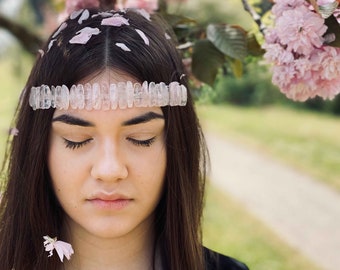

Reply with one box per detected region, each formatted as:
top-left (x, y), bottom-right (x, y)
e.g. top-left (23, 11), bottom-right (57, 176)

top-left (203, 247), bottom-right (249, 270)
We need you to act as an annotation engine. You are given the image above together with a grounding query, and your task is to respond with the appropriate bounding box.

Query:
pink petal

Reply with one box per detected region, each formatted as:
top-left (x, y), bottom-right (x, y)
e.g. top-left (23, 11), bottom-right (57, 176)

top-left (54, 241), bottom-right (74, 262)
top-left (135, 29), bottom-right (149, 45)
top-left (47, 39), bottom-right (56, 52)
top-left (78, 9), bottom-right (90, 24)
top-left (92, 12), bottom-right (113, 18)
top-left (70, 9), bottom-right (84, 20)
top-left (69, 27), bottom-right (101, 44)
top-left (115, 42), bottom-right (131, 51)
top-left (52, 22), bottom-right (67, 38)
top-left (101, 15), bottom-right (130, 26)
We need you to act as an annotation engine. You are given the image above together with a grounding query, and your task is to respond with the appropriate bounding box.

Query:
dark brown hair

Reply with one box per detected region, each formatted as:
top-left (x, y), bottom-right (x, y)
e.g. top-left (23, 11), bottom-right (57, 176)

top-left (0, 9), bottom-right (207, 270)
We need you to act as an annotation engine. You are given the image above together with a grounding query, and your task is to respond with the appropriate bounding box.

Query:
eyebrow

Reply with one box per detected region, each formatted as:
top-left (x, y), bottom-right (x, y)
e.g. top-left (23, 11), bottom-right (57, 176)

top-left (122, 111), bottom-right (164, 126)
top-left (52, 114), bottom-right (94, 127)
top-left (52, 111), bottom-right (164, 127)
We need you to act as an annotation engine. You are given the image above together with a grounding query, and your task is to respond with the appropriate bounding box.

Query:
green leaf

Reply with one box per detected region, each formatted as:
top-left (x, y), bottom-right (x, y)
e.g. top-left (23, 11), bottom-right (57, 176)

top-left (246, 33), bottom-right (265, 56)
top-left (207, 24), bottom-right (247, 60)
top-left (192, 40), bottom-right (226, 86)
top-left (324, 15), bottom-right (340, 47)
top-left (228, 57), bottom-right (243, 78)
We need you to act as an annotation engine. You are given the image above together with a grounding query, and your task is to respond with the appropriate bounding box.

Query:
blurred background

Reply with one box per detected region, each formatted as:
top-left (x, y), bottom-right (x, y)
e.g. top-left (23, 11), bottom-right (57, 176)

top-left (0, 0), bottom-right (339, 270)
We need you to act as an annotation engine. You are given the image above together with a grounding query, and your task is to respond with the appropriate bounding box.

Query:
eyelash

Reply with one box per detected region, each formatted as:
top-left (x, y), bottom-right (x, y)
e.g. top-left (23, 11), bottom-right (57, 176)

top-left (63, 137), bottom-right (156, 150)
top-left (63, 138), bottom-right (92, 150)
top-left (126, 137), bottom-right (156, 147)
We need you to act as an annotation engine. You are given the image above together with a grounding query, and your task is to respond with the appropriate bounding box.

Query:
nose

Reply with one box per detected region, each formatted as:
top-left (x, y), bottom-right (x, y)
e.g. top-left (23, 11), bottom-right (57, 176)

top-left (90, 139), bottom-right (128, 182)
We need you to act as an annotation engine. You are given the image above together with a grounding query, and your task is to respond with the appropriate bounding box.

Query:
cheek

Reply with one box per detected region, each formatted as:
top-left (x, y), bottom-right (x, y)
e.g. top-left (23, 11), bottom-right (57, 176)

top-left (138, 147), bottom-right (166, 187)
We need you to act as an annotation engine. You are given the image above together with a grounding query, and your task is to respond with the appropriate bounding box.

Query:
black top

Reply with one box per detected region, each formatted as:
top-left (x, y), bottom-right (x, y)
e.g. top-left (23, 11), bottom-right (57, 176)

top-left (204, 247), bottom-right (249, 270)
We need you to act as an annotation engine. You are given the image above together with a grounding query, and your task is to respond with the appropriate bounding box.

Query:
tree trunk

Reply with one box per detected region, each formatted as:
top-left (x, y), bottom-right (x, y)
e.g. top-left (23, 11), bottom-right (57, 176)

top-left (0, 13), bottom-right (43, 54)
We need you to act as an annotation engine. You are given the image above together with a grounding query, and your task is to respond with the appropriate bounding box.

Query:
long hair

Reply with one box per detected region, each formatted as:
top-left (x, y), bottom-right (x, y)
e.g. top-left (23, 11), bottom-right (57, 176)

top-left (0, 9), bottom-right (207, 270)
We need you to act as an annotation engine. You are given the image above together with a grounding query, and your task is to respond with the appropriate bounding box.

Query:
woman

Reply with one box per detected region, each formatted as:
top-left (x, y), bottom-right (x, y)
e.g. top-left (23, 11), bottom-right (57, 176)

top-left (0, 8), bottom-right (249, 270)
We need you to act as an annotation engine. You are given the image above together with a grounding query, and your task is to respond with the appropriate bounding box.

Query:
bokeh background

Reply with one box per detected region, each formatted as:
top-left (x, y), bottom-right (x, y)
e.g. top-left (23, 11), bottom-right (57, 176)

top-left (1, 1), bottom-right (339, 270)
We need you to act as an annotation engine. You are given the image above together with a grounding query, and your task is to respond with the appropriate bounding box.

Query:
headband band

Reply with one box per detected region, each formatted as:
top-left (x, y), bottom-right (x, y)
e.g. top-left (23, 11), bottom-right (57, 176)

top-left (29, 81), bottom-right (187, 110)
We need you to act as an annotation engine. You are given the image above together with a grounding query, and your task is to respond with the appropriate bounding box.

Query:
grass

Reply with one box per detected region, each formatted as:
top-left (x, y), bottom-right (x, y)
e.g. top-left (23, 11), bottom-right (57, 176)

top-left (203, 184), bottom-right (321, 270)
top-left (197, 104), bottom-right (340, 191)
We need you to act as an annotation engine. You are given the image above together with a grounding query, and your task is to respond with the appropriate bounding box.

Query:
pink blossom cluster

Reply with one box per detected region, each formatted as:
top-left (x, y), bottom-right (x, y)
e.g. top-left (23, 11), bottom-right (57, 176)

top-left (263, 0), bottom-right (340, 101)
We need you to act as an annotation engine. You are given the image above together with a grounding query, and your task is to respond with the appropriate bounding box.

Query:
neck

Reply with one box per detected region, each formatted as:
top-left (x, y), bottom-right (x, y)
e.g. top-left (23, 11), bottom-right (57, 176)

top-left (62, 220), bottom-right (158, 270)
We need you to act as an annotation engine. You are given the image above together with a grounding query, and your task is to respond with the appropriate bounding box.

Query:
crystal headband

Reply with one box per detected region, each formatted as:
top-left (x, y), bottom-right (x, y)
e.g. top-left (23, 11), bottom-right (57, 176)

top-left (29, 81), bottom-right (187, 110)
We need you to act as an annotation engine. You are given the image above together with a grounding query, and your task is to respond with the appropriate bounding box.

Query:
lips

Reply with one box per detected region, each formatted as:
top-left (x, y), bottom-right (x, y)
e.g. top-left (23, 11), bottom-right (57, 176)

top-left (87, 192), bottom-right (132, 210)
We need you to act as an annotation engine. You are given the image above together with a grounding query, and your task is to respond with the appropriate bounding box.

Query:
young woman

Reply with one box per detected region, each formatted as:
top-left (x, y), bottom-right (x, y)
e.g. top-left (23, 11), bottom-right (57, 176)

top-left (0, 8), bottom-right (249, 270)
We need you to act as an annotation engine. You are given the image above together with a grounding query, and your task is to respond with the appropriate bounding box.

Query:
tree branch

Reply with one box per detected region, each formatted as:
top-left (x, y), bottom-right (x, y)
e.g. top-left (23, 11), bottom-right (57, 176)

top-left (241, 0), bottom-right (266, 35)
top-left (0, 13), bottom-right (43, 54)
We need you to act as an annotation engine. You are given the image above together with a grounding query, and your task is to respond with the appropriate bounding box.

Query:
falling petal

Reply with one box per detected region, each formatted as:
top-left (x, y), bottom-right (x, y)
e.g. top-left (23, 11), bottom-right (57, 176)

top-left (70, 9), bottom-right (84, 20)
top-left (115, 42), bottom-right (131, 51)
top-left (47, 39), bottom-right (56, 52)
top-left (165, 33), bottom-right (171, 40)
top-left (101, 15), bottom-right (129, 26)
top-left (52, 22), bottom-right (67, 38)
top-left (78, 9), bottom-right (90, 24)
top-left (135, 29), bottom-right (149, 45)
top-left (69, 27), bottom-right (101, 44)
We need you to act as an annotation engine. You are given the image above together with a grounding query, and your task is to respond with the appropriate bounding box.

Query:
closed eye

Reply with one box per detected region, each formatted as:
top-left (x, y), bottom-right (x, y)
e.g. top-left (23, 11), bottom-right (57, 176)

top-left (63, 138), bottom-right (93, 150)
top-left (126, 137), bottom-right (156, 147)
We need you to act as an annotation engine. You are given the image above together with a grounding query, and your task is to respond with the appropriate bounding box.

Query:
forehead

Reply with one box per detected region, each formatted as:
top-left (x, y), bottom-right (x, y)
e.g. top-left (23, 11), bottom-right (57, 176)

top-left (79, 69), bottom-right (138, 85)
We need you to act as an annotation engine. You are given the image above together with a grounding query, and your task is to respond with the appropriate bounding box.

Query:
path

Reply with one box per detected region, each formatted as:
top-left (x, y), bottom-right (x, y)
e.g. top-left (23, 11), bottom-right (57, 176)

top-left (206, 133), bottom-right (340, 270)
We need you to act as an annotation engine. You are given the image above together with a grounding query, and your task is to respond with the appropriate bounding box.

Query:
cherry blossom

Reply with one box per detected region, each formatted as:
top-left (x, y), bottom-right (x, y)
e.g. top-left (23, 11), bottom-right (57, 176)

top-left (43, 236), bottom-right (74, 262)
top-left (263, 0), bottom-right (340, 101)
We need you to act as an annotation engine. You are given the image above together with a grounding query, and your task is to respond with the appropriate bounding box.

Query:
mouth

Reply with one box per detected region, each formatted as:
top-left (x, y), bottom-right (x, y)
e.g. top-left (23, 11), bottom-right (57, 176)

top-left (87, 193), bottom-right (133, 210)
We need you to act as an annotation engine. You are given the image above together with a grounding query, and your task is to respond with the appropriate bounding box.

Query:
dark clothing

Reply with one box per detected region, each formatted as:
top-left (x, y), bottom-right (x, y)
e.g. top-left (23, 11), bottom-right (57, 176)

top-left (204, 247), bottom-right (249, 270)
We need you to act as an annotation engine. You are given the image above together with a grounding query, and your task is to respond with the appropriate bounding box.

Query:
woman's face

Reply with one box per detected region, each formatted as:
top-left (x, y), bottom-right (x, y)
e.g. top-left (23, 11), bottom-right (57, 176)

top-left (48, 73), bottom-right (166, 240)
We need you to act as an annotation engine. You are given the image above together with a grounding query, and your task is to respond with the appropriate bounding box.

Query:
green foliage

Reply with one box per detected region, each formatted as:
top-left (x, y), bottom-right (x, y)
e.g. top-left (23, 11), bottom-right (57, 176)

top-left (164, 0), bottom-right (263, 86)
top-left (192, 40), bottom-right (225, 86)
top-left (203, 61), bottom-right (285, 106)
top-left (207, 24), bottom-right (248, 59)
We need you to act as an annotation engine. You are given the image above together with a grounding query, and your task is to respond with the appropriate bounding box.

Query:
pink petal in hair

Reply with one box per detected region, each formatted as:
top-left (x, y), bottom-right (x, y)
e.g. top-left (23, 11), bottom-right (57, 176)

top-left (115, 42), bottom-right (131, 51)
top-left (70, 9), bottom-right (84, 20)
top-left (135, 29), bottom-right (149, 45)
top-left (78, 9), bottom-right (90, 24)
top-left (101, 14), bottom-right (130, 26)
top-left (52, 22), bottom-right (67, 38)
top-left (69, 27), bottom-right (101, 44)
top-left (47, 39), bottom-right (56, 52)
top-left (92, 12), bottom-right (113, 18)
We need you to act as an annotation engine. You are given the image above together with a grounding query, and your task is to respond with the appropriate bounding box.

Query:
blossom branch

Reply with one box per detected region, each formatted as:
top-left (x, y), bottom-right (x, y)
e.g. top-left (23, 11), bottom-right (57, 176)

top-left (241, 0), bottom-right (266, 35)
